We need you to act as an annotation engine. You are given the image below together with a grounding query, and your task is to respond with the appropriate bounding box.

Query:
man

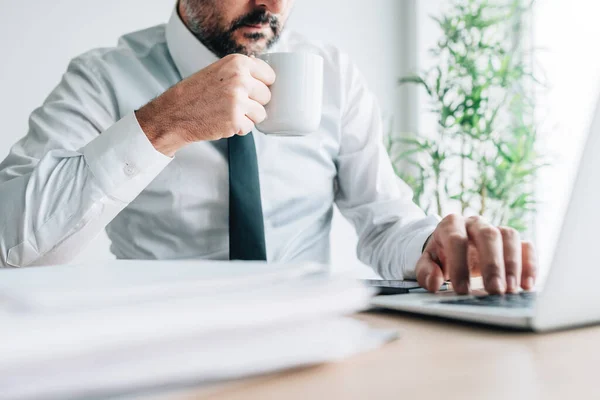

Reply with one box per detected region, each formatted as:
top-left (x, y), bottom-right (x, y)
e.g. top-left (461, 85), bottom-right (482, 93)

top-left (0, 0), bottom-right (536, 295)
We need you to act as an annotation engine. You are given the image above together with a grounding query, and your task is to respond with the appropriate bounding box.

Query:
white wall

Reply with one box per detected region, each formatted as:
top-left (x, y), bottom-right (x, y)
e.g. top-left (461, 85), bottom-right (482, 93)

top-left (0, 1), bottom-right (403, 276)
top-left (415, 1), bottom-right (444, 136)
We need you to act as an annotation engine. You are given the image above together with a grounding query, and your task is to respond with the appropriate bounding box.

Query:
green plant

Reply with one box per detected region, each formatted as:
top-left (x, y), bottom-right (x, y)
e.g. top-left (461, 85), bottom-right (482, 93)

top-left (388, 0), bottom-right (545, 232)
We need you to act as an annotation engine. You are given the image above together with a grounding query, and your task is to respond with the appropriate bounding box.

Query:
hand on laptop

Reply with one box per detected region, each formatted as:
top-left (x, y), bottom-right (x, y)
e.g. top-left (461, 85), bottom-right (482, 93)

top-left (416, 215), bottom-right (537, 295)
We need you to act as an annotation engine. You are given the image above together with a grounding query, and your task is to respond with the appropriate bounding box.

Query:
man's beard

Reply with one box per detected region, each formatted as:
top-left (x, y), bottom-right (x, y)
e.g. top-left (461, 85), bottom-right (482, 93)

top-left (180, 1), bottom-right (283, 58)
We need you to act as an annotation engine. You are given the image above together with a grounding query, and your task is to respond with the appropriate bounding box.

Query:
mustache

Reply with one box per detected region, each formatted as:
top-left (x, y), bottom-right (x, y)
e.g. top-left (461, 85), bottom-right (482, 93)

top-left (230, 9), bottom-right (280, 32)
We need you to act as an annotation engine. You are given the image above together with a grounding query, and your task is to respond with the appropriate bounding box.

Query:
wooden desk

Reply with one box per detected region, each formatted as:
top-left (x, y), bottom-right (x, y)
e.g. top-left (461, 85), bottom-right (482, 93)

top-left (153, 311), bottom-right (600, 400)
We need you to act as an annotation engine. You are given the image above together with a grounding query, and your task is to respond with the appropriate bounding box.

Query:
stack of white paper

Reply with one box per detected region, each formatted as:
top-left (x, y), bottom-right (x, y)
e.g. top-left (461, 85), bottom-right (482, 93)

top-left (0, 260), bottom-right (395, 399)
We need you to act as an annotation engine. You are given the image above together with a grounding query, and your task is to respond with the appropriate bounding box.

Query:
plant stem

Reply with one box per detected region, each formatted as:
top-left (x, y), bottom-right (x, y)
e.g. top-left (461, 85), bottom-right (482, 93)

top-left (480, 181), bottom-right (487, 216)
top-left (436, 173), bottom-right (443, 217)
top-left (434, 149), bottom-right (443, 216)
top-left (460, 138), bottom-right (467, 213)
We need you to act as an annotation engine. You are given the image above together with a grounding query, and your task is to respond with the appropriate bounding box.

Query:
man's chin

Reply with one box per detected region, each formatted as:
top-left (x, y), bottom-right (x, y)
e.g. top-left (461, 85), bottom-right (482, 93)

top-left (237, 40), bottom-right (270, 56)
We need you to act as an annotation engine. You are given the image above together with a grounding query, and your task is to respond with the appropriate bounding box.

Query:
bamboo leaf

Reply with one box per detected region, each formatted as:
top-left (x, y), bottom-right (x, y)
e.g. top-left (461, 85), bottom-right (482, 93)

top-left (398, 76), bottom-right (433, 97)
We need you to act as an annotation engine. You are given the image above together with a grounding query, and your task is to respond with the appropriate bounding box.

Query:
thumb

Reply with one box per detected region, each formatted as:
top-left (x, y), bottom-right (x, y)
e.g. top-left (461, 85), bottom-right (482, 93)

top-left (416, 251), bottom-right (445, 293)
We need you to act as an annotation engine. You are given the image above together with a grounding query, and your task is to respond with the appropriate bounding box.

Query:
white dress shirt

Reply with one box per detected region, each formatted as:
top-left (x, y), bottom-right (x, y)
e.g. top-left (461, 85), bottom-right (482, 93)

top-left (0, 9), bottom-right (438, 279)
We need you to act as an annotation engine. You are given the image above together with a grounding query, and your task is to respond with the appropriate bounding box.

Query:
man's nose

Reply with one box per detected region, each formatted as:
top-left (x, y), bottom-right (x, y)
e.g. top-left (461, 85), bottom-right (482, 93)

top-left (255, 0), bottom-right (286, 14)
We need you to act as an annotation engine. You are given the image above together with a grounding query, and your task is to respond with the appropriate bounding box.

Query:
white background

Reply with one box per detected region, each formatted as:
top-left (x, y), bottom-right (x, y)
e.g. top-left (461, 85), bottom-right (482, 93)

top-left (0, 0), bottom-right (405, 275)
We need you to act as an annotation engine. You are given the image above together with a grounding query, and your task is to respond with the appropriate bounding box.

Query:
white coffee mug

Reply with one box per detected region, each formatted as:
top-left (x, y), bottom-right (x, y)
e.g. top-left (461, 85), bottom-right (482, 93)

top-left (257, 52), bottom-right (324, 136)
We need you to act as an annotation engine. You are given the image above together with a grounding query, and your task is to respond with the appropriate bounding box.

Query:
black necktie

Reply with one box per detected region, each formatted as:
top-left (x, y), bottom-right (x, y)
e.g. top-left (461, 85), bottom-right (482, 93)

top-left (228, 133), bottom-right (267, 261)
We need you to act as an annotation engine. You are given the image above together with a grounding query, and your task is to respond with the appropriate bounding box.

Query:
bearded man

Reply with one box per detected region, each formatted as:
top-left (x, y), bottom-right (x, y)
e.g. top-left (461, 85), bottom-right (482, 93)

top-left (0, 1), bottom-right (537, 295)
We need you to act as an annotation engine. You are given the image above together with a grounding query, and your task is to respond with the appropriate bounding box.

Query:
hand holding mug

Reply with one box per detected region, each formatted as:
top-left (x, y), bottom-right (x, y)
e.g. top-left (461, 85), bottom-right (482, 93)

top-left (136, 54), bottom-right (276, 156)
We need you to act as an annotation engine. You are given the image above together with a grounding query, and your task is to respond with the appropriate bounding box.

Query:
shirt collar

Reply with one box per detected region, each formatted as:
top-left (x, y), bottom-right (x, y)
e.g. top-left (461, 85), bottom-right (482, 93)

top-left (166, 8), bottom-right (218, 79)
top-left (165, 8), bottom-right (285, 80)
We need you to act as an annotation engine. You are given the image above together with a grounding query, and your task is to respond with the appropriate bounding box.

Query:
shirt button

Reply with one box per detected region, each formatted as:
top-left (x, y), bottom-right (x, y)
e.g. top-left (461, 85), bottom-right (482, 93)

top-left (124, 163), bottom-right (138, 177)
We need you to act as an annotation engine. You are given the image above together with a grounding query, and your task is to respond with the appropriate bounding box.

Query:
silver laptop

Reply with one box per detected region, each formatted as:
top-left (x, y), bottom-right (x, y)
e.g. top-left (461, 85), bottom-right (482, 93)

top-left (371, 99), bottom-right (600, 332)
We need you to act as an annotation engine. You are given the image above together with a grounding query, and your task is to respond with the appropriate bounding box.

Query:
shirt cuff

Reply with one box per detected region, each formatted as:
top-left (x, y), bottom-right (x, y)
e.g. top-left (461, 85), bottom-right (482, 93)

top-left (83, 112), bottom-right (173, 202)
top-left (401, 215), bottom-right (440, 280)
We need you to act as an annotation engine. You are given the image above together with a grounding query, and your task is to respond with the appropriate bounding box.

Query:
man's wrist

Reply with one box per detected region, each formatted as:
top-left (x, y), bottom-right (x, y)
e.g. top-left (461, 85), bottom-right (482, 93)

top-left (145, 128), bottom-right (187, 158)
top-left (135, 107), bottom-right (187, 158)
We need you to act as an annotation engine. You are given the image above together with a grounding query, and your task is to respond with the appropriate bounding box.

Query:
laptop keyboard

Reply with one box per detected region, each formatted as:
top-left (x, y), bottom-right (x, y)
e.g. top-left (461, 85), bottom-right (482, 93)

top-left (438, 292), bottom-right (536, 309)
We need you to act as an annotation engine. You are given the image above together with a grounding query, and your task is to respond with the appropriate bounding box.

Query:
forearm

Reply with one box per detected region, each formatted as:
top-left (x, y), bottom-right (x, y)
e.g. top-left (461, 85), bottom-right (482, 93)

top-left (341, 193), bottom-right (438, 279)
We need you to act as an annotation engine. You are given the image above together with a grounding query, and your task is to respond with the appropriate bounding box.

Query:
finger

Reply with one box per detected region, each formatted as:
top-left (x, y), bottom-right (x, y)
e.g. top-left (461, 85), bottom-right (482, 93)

top-left (416, 251), bottom-right (445, 293)
top-left (248, 80), bottom-right (272, 106)
top-left (521, 241), bottom-right (538, 290)
top-left (244, 99), bottom-right (267, 125)
top-left (467, 243), bottom-right (482, 277)
top-left (236, 115), bottom-right (255, 136)
top-left (499, 227), bottom-right (522, 293)
top-left (249, 58), bottom-right (276, 85)
top-left (466, 216), bottom-right (505, 294)
top-left (436, 214), bottom-right (470, 294)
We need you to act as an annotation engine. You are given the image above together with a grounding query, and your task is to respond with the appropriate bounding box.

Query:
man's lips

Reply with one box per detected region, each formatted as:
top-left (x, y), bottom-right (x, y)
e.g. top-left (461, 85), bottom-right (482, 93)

top-left (239, 24), bottom-right (268, 30)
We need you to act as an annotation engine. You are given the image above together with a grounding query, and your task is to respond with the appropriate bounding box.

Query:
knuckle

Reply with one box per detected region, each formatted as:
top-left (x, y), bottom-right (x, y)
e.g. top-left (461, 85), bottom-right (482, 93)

top-left (525, 262), bottom-right (538, 278)
top-left (229, 87), bottom-right (247, 103)
top-left (446, 232), bottom-right (467, 247)
top-left (484, 262), bottom-right (502, 275)
top-left (224, 85), bottom-right (237, 99)
top-left (467, 215), bottom-right (483, 224)
top-left (528, 269), bottom-right (538, 279)
top-left (226, 53), bottom-right (248, 65)
top-left (484, 270), bottom-right (503, 285)
top-left (480, 226), bottom-right (501, 241)
top-left (499, 226), bottom-right (520, 240)
top-left (449, 265), bottom-right (469, 280)
top-left (504, 260), bottom-right (519, 272)
top-left (229, 74), bottom-right (246, 88)
top-left (443, 213), bottom-right (462, 225)
top-left (522, 240), bottom-right (534, 249)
